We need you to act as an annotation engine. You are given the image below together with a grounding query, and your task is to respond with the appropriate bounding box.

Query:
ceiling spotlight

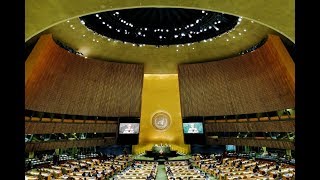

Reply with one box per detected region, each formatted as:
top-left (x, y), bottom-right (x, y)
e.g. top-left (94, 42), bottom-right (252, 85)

top-left (174, 28), bottom-right (177, 31)
top-left (233, 36), bottom-right (235, 38)
top-left (108, 38), bottom-right (111, 41)
top-left (95, 14), bottom-right (99, 17)
top-left (138, 32), bottom-right (141, 35)
top-left (159, 36), bottom-right (162, 39)
top-left (145, 28), bottom-right (148, 30)
top-left (102, 22), bottom-right (105, 24)
top-left (190, 24), bottom-right (194, 27)
top-left (67, 20), bottom-right (69, 23)
top-left (239, 33), bottom-right (242, 35)
top-left (196, 19), bottom-right (199, 23)
top-left (188, 34), bottom-right (192, 38)
top-left (99, 17), bottom-right (101, 19)
top-left (181, 33), bottom-right (185, 36)
top-left (218, 21), bottom-right (221, 23)
top-left (176, 49), bottom-right (179, 51)
top-left (209, 26), bottom-right (212, 29)
top-left (187, 43), bottom-right (190, 46)
top-left (115, 12), bottom-right (119, 14)
top-left (132, 44), bottom-right (136, 46)
top-left (202, 10), bottom-right (205, 13)
top-left (174, 35), bottom-right (178, 38)
top-left (80, 20), bottom-right (85, 25)
top-left (226, 39), bottom-right (229, 41)
top-left (244, 29), bottom-right (247, 32)
top-left (166, 29), bottom-right (169, 32)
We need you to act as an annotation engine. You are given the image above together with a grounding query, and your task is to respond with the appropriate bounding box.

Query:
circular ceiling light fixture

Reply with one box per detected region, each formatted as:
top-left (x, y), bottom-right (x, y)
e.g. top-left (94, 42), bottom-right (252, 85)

top-left (79, 8), bottom-right (239, 46)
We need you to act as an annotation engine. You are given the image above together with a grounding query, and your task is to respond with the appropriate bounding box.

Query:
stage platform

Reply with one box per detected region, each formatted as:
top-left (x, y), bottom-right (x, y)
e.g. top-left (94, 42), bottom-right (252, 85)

top-left (133, 154), bottom-right (191, 162)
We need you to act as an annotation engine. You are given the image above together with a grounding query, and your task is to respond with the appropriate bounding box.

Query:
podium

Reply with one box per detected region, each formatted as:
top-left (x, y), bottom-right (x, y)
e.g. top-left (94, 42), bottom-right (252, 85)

top-left (145, 144), bottom-right (177, 160)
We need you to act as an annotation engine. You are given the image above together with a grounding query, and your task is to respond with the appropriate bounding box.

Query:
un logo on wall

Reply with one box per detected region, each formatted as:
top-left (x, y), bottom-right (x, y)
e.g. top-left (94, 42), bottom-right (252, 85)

top-left (152, 112), bottom-right (171, 130)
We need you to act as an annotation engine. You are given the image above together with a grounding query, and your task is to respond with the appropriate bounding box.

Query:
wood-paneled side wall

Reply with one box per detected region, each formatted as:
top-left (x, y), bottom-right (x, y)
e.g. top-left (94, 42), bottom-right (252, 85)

top-left (25, 138), bottom-right (116, 152)
top-left (25, 122), bottom-right (118, 134)
top-left (205, 120), bottom-right (295, 132)
top-left (178, 35), bottom-right (295, 116)
top-left (207, 138), bottom-right (294, 150)
top-left (25, 34), bottom-right (144, 117)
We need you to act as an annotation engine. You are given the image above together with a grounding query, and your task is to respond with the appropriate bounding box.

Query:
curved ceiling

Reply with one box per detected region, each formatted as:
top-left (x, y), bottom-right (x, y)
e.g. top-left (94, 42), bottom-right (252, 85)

top-left (26, 0), bottom-right (294, 42)
top-left (26, 0), bottom-right (294, 74)
top-left (79, 8), bottom-right (239, 45)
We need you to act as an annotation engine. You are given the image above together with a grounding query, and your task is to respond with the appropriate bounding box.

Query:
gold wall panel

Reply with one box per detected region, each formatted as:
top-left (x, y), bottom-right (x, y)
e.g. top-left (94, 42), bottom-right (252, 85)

top-left (132, 74), bottom-right (190, 154)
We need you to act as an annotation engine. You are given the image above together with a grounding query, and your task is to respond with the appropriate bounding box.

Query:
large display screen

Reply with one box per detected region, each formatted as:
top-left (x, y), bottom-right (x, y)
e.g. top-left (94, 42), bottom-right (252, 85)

top-left (119, 123), bottom-right (140, 134)
top-left (183, 122), bottom-right (204, 134)
top-left (226, 145), bottom-right (236, 151)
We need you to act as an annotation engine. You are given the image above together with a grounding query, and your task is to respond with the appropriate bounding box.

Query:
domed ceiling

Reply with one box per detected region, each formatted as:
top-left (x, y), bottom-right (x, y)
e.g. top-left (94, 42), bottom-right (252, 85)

top-left (25, 0), bottom-right (294, 74)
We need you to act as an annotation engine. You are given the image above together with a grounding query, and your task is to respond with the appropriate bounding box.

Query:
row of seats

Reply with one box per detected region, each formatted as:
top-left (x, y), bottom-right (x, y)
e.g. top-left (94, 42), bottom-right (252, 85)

top-left (165, 161), bottom-right (208, 180)
top-left (25, 154), bottom-right (132, 180)
top-left (191, 155), bottom-right (295, 180)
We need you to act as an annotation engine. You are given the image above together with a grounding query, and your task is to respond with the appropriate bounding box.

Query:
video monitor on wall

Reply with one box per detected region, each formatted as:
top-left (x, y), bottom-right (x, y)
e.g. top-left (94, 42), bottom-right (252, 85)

top-left (183, 122), bottom-right (204, 134)
top-left (226, 145), bottom-right (236, 152)
top-left (118, 123), bottom-right (140, 134)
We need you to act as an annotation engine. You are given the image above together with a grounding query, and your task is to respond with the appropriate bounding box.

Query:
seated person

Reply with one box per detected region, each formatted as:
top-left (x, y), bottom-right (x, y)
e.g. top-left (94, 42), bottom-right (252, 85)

top-left (123, 124), bottom-right (134, 134)
top-left (187, 123), bottom-right (199, 133)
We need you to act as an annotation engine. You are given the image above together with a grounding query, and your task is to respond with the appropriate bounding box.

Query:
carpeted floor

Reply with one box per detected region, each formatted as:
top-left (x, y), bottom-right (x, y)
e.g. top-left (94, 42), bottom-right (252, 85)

top-left (156, 165), bottom-right (168, 180)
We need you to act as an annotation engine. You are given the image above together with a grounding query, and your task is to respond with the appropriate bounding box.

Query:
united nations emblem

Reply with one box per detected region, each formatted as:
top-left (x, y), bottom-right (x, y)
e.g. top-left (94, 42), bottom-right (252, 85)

top-left (152, 112), bottom-right (170, 130)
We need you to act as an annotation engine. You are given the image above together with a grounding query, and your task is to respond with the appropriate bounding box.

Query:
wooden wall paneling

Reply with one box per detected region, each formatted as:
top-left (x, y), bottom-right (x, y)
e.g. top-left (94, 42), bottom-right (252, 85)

top-left (206, 138), bottom-right (294, 149)
top-left (25, 34), bottom-right (143, 117)
top-left (204, 120), bottom-right (294, 132)
top-left (25, 140), bottom-right (117, 152)
top-left (25, 122), bottom-right (118, 134)
top-left (178, 35), bottom-right (295, 116)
